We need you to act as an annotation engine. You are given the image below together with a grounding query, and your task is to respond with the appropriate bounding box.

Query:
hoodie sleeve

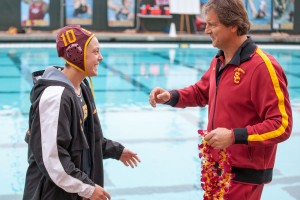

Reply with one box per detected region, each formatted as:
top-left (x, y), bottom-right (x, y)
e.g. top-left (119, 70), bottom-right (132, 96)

top-left (29, 86), bottom-right (95, 198)
top-left (91, 106), bottom-right (124, 160)
top-left (234, 49), bottom-right (293, 146)
top-left (102, 138), bottom-right (125, 160)
top-left (83, 81), bottom-right (125, 160)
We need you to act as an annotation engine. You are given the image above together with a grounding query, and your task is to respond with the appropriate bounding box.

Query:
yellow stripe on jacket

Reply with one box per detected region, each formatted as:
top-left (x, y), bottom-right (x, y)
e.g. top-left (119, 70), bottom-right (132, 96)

top-left (248, 48), bottom-right (289, 142)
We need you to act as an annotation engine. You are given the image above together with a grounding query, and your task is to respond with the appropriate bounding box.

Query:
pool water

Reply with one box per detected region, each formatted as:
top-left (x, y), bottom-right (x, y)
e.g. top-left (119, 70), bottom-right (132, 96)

top-left (0, 43), bottom-right (299, 200)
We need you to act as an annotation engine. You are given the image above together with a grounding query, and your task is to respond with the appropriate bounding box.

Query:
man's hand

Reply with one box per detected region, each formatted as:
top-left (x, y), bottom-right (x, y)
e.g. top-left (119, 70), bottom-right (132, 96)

top-left (204, 128), bottom-right (234, 149)
top-left (89, 184), bottom-right (111, 200)
top-left (120, 148), bottom-right (141, 168)
top-left (149, 87), bottom-right (171, 108)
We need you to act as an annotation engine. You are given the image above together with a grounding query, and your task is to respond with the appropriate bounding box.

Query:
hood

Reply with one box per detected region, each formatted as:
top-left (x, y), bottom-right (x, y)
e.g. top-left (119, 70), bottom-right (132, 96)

top-left (30, 66), bottom-right (75, 103)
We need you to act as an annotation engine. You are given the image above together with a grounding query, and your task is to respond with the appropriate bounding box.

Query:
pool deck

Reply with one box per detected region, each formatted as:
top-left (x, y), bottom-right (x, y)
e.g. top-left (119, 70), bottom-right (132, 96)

top-left (1, 30), bottom-right (300, 44)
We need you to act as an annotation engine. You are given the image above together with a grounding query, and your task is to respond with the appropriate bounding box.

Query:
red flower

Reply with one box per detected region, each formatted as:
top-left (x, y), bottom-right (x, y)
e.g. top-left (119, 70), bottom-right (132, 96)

top-left (198, 130), bottom-right (234, 200)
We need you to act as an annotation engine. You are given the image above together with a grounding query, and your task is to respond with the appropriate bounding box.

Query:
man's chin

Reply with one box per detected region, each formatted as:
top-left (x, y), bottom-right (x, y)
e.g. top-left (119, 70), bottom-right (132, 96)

top-left (211, 42), bottom-right (218, 48)
top-left (88, 72), bottom-right (98, 77)
top-left (93, 69), bottom-right (98, 75)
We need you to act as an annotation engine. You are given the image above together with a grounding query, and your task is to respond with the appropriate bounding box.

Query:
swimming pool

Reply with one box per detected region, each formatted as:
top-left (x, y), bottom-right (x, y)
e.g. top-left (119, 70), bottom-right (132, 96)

top-left (0, 43), bottom-right (299, 200)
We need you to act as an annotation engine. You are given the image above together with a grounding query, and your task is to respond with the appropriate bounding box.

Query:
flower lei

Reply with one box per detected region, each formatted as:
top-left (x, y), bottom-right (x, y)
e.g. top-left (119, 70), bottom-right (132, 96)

top-left (198, 130), bottom-right (234, 200)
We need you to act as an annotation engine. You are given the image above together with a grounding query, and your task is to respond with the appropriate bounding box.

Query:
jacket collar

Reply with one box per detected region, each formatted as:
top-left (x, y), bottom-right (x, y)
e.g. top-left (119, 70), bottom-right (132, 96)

top-left (216, 37), bottom-right (257, 66)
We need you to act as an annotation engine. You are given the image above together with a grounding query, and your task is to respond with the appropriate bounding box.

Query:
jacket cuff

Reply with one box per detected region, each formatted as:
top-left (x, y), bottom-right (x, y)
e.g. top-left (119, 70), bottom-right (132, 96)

top-left (165, 90), bottom-right (179, 107)
top-left (233, 128), bottom-right (248, 144)
top-left (79, 184), bottom-right (95, 199)
top-left (116, 144), bottom-right (125, 160)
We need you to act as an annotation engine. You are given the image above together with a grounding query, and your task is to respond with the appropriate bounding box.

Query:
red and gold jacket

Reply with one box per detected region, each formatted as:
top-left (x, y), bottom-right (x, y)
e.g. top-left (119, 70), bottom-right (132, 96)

top-left (167, 38), bottom-right (293, 184)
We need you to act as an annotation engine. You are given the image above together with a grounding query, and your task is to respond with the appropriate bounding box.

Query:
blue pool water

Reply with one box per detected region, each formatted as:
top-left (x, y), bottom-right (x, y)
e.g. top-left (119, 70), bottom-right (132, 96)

top-left (0, 43), bottom-right (299, 200)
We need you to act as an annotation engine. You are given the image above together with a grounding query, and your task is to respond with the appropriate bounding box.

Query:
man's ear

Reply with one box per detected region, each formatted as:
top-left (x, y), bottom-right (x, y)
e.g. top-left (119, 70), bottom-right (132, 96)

top-left (230, 25), bottom-right (238, 34)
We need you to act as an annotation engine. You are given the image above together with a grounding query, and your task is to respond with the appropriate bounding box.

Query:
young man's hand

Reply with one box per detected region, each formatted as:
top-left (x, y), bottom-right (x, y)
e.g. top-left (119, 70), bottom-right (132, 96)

top-left (88, 184), bottom-right (111, 200)
top-left (120, 148), bottom-right (141, 168)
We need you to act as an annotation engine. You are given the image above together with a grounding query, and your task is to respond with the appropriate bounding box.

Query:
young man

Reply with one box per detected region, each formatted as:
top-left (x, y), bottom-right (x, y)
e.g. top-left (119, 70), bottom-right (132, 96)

top-left (149, 0), bottom-right (292, 199)
top-left (23, 25), bottom-right (140, 200)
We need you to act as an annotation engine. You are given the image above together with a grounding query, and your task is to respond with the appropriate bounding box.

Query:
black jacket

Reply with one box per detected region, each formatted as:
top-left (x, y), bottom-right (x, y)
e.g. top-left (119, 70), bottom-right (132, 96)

top-left (23, 66), bottom-right (124, 200)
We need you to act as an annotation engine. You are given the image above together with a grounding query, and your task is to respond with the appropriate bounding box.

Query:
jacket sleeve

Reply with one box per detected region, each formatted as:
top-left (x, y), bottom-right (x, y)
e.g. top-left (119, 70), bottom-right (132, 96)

top-left (167, 66), bottom-right (212, 108)
top-left (29, 86), bottom-right (95, 198)
top-left (234, 49), bottom-right (293, 146)
top-left (82, 79), bottom-right (125, 161)
top-left (102, 138), bottom-right (125, 160)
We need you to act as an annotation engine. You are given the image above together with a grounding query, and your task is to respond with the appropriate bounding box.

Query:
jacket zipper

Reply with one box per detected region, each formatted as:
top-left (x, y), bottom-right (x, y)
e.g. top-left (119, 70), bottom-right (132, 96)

top-left (212, 85), bottom-right (218, 129)
top-left (212, 59), bottom-right (222, 129)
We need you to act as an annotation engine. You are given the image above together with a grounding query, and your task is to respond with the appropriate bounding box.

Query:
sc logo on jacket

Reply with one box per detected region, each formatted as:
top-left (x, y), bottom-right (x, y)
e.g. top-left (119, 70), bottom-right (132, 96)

top-left (234, 67), bottom-right (245, 84)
